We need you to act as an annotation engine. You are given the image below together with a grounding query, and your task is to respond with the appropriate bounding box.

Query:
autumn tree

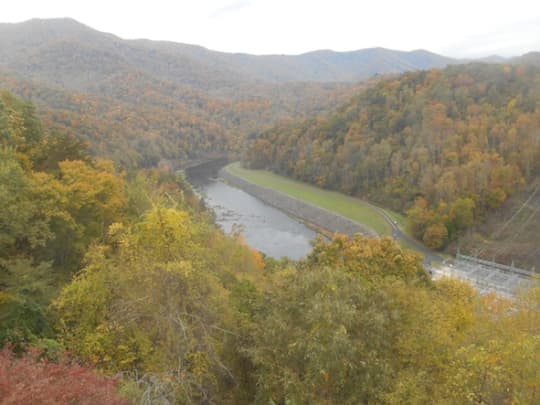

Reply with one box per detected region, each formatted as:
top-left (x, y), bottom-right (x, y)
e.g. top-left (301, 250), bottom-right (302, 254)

top-left (0, 346), bottom-right (128, 404)
top-left (53, 204), bottom-right (263, 403)
top-left (245, 64), bottom-right (540, 253)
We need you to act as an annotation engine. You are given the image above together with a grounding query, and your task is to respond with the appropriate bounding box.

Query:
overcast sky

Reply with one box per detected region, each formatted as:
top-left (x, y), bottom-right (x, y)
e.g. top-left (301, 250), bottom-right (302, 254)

top-left (2, 0), bottom-right (540, 57)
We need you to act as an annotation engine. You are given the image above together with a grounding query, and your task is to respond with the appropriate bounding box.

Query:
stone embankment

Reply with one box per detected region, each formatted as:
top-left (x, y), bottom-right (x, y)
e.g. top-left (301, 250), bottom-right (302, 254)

top-left (219, 168), bottom-right (378, 238)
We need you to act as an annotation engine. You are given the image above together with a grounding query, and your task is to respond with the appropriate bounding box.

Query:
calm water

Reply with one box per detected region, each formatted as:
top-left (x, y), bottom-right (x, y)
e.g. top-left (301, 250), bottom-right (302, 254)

top-left (187, 163), bottom-right (316, 260)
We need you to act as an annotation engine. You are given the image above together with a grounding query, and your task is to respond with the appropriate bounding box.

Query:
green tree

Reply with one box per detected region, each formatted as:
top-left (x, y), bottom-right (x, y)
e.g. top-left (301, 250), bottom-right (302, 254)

top-left (53, 205), bottom-right (263, 403)
top-left (246, 264), bottom-right (394, 404)
top-left (0, 148), bottom-right (52, 258)
top-left (446, 197), bottom-right (475, 239)
top-left (406, 197), bottom-right (434, 241)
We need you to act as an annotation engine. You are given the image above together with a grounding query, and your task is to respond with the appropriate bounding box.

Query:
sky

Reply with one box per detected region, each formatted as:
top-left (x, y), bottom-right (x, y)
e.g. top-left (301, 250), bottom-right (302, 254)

top-left (2, 0), bottom-right (540, 57)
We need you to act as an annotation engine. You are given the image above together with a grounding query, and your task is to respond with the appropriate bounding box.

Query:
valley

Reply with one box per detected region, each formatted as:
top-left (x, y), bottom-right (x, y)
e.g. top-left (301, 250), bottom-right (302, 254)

top-left (1, 14), bottom-right (539, 405)
top-left (224, 162), bottom-right (446, 267)
top-left (245, 63), bottom-right (540, 268)
top-left (187, 159), bottom-right (536, 297)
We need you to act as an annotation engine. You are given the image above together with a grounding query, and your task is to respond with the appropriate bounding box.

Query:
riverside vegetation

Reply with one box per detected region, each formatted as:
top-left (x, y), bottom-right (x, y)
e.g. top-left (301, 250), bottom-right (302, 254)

top-left (245, 63), bottom-right (540, 266)
top-left (1, 90), bottom-right (540, 404)
top-left (1, 20), bottom-right (540, 403)
top-left (227, 162), bottom-right (395, 236)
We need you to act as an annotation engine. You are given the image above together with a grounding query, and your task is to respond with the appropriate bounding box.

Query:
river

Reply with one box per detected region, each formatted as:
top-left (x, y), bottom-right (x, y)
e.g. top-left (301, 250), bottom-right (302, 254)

top-left (185, 160), bottom-right (317, 260)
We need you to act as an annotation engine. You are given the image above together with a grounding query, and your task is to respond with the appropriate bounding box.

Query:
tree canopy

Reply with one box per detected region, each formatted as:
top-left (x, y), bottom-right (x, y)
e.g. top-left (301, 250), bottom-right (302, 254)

top-left (1, 83), bottom-right (539, 404)
top-left (245, 64), bottom-right (540, 254)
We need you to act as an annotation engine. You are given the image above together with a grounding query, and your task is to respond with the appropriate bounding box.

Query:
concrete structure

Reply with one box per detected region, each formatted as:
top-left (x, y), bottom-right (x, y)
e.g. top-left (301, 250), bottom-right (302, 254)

top-left (219, 167), bottom-right (378, 238)
top-left (432, 254), bottom-right (537, 297)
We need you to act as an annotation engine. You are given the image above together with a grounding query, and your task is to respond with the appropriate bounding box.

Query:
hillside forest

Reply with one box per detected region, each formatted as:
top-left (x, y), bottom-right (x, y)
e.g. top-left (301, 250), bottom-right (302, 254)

top-left (0, 18), bottom-right (393, 168)
top-left (1, 87), bottom-right (540, 403)
top-left (0, 18), bottom-right (539, 405)
top-left (245, 64), bottom-right (540, 264)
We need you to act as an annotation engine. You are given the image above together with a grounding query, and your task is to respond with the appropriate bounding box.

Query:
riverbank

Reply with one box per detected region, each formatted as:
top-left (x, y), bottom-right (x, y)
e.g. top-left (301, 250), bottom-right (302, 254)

top-left (226, 163), bottom-right (398, 234)
top-left (223, 162), bottom-right (445, 266)
top-left (219, 165), bottom-right (378, 238)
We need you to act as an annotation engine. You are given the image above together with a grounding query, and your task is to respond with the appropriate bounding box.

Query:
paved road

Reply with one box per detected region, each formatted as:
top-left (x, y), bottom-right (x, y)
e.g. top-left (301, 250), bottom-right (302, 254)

top-left (364, 202), bottom-right (444, 267)
top-left (222, 161), bottom-right (443, 268)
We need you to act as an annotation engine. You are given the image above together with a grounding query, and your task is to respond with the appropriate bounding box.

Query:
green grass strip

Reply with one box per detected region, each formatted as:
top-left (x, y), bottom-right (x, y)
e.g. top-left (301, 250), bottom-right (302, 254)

top-left (226, 162), bottom-right (397, 236)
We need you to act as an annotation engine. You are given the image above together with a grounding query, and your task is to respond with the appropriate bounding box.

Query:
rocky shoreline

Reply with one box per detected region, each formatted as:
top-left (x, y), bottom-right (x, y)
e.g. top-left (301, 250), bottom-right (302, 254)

top-left (219, 167), bottom-right (378, 238)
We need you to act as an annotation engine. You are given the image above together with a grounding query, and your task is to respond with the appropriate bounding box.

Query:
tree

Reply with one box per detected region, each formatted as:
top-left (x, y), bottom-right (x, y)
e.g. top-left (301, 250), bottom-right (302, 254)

top-left (448, 197), bottom-right (475, 230)
top-left (308, 234), bottom-right (429, 285)
top-left (53, 205), bottom-right (263, 403)
top-left (0, 259), bottom-right (54, 348)
top-left (246, 264), bottom-right (394, 403)
top-left (0, 148), bottom-right (53, 258)
top-left (45, 159), bottom-right (127, 267)
top-left (406, 197), bottom-right (434, 241)
top-left (33, 131), bottom-right (91, 173)
top-left (422, 222), bottom-right (448, 250)
top-left (0, 346), bottom-right (128, 404)
top-left (441, 286), bottom-right (540, 404)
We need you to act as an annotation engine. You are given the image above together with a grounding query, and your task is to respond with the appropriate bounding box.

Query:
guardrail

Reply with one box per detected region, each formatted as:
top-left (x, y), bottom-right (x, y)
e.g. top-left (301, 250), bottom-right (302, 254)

top-left (456, 253), bottom-right (535, 278)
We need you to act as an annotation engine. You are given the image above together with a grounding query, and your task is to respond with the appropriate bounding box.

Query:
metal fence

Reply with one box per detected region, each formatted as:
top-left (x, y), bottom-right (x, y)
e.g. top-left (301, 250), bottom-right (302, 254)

top-left (456, 253), bottom-right (536, 277)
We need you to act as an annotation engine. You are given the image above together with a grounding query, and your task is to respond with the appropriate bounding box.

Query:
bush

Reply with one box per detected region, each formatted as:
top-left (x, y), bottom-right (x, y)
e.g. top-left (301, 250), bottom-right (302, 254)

top-left (0, 346), bottom-right (128, 404)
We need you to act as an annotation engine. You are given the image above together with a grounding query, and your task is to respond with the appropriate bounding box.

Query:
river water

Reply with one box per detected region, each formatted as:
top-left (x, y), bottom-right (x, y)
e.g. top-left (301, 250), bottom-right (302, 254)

top-left (186, 161), bottom-right (316, 260)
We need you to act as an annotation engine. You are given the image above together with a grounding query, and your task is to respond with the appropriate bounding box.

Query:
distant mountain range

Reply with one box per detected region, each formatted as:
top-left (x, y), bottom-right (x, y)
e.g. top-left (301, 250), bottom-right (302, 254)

top-left (2, 18), bottom-right (538, 92)
top-left (0, 18), bottom-right (455, 90)
top-left (0, 18), bottom-right (538, 167)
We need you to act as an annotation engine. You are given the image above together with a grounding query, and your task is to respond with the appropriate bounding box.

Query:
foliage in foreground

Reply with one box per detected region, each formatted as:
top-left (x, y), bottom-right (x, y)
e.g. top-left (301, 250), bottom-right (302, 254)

top-left (51, 229), bottom-right (540, 404)
top-left (52, 204), bottom-right (263, 403)
top-left (0, 346), bottom-right (128, 404)
top-left (1, 91), bottom-right (539, 404)
top-left (242, 237), bottom-right (540, 404)
top-left (0, 91), bottom-right (126, 348)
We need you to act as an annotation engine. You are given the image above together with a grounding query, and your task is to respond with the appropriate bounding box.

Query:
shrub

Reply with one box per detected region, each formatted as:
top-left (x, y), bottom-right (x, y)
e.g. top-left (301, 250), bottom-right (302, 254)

top-left (0, 346), bottom-right (128, 404)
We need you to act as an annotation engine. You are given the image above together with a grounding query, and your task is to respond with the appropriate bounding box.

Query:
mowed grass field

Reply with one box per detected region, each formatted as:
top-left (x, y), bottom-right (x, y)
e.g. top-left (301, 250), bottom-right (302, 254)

top-left (227, 162), bottom-right (398, 236)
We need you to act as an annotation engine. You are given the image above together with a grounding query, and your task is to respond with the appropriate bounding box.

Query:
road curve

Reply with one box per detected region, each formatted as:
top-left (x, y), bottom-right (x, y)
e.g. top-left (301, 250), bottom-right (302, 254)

top-left (364, 202), bottom-right (443, 266)
top-left (223, 163), bottom-right (443, 267)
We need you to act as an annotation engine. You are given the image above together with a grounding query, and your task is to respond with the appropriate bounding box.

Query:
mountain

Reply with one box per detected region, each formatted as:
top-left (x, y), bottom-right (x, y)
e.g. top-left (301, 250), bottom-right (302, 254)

top-left (0, 18), bottom-right (459, 94)
top-left (512, 51), bottom-right (540, 66)
top-left (0, 18), bottom-right (377, 166)
top-left (0, 18), bottom-right (458, 167)
top-left (478, 55), bottom-right (508, 63)
top-left (244, 63), bottom-right (540, 267)
top-left (0, 18), bottom-right (535, 169)
top-left (0, 18), bottom-right (249, 96)
top-left (475, 52), bottom-right (540, 66)
top-left (142, 44), bottom-right (458, 83)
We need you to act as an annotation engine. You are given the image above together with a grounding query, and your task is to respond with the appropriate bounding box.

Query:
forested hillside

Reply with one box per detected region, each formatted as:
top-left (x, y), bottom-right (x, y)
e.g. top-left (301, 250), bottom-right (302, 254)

top-left (1, 90), bottom-right (540, 403)
top-left (0, 18), bottom-right (461, 167)
top-left (0, 68), bottom-right (373, 168)
top-left (0, 90), bottom-right (263, 401)
top-left (0, 18), bottom-right (458, 86)
top-left (2, 16), bottom-right (540, 403)
top-left (245, 64), bottom-right (540, 262)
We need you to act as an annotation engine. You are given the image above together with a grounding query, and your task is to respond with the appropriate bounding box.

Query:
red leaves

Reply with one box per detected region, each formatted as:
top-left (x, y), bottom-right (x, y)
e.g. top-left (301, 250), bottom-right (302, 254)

top-left (0, 347), bottom-right (128, 405)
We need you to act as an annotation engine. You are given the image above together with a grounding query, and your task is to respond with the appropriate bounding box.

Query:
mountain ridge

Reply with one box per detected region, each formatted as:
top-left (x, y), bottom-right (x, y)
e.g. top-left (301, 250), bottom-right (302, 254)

top-left (1, 18), bottom-right (538, 169)
top-left (244, 63), bottom-right (540, 267)
top-left (0, 18), bottom-right (461, 85)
